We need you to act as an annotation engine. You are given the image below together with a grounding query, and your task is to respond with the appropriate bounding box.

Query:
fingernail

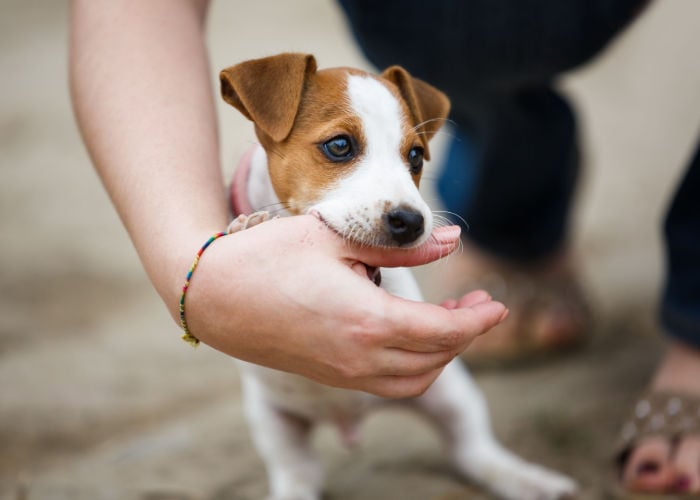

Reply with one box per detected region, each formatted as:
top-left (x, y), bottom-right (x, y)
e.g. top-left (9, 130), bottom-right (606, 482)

top-left (499, 308), bottom-right (510, 322)
top-left (636, 461), bottom-right (659, 475)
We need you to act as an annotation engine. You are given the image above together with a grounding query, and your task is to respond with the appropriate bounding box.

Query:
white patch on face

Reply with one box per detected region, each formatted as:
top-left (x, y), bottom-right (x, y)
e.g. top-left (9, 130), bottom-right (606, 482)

top-left (309, 74), bottom-right (433, 247)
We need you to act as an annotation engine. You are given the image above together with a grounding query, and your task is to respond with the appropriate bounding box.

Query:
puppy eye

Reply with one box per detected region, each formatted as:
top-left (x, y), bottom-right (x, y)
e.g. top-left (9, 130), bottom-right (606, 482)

top-left (408, 146), bottom-right (424, 174)
top-left (321, 135), bottom-right (354, 162)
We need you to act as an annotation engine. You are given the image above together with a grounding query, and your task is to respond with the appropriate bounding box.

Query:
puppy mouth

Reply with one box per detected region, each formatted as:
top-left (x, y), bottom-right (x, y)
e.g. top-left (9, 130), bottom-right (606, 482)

top-left (366, 265), bottom-right (382, 286)
top-left (309, 209), bottom-right (427, 249)
top-left (350, 261), bottom-right (382, 287)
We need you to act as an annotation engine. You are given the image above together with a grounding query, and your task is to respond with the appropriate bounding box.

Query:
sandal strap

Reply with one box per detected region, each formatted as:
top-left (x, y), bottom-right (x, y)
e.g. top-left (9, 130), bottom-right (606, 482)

top-left (616, 390), bottom-right (700, 463)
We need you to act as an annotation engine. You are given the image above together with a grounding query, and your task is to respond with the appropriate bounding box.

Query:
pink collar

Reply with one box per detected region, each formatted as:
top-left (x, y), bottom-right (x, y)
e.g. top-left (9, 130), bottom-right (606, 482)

top-left (229, 146), bottom-right (256, 217)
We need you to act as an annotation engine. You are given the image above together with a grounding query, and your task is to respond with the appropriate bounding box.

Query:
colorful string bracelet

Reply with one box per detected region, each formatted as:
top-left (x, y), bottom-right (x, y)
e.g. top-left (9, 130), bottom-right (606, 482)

top-left (179, 231), bottom-right (227, 347)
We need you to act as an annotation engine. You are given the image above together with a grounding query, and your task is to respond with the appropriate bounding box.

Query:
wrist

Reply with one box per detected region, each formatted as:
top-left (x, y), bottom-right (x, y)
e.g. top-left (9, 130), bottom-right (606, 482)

top-left (143, 222), bottom-right (230, 325)
top-left (177, 230), bottom-right (228, 346)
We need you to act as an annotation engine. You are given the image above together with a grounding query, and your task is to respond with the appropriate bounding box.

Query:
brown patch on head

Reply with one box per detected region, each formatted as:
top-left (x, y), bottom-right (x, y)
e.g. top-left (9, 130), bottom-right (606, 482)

top-left (381, 66), bottom-right (451, 160)
top-left (257, 68), bottom-right (366, 214)
top-left (361, 73), bottom-right (439, 189)
top-left (220, 53), bottom-right (317, 142)
top-left (220, 54), bottom-right (450, 213)
top-left (389, 83), bottom-right (429, 188)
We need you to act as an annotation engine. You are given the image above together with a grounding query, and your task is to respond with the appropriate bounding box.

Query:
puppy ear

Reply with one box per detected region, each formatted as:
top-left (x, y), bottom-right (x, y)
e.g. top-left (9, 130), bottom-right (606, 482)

top-left (220, 53), bottom-right (317, 142)
top-left (381, 66), bottom-right (450, 159)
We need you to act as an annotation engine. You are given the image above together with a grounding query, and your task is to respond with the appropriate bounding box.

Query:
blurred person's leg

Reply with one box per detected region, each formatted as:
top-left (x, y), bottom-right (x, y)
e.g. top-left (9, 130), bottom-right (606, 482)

top-left (618, 143), bottom-right (700, 494)
top-left (661, 145), bottom-right (700, 352)
top-left (342, 0), bottom-right (700, 494)
top-left (436, 88), bottom-right (588, 364)
top-left (339, 0), bottom-right (649, 362)
top-left (443, 87), bottom-right (577, 263)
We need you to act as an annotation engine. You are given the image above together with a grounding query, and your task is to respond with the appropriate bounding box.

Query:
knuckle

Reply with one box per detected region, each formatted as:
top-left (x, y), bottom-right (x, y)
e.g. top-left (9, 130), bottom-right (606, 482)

top-left (335, 355), bottom-right (373, 380)
top-left (353, 327), bottom-right (379, 349)
top-left (440, 326), bottom-right (465, 349)
top-left (335, 359), bottom-right (361, 379)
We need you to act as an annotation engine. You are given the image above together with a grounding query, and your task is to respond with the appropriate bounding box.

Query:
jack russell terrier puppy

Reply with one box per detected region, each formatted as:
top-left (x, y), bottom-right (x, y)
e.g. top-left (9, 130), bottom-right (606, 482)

top-left (219, 53), bottom-right (577, 500)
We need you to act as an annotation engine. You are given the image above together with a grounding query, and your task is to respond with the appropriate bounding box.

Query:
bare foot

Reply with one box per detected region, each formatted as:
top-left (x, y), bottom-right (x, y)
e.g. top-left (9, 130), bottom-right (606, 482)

top-left (620, 341), bottom-right (700, 494)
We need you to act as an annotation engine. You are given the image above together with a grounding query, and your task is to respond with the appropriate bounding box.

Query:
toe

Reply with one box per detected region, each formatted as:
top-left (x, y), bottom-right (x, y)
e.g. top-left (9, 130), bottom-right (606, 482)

top-left (671, 435), bottom-right (700, 493)
top-left (622, 437), bottom-right (675, 492)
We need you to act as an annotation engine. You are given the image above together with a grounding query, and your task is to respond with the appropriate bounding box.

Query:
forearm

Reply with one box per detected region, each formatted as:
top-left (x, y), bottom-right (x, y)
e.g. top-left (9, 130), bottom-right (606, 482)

top-left (67, 1), bottom-right (507, 398)
top-left (69, 0), bottom-right (229, 316)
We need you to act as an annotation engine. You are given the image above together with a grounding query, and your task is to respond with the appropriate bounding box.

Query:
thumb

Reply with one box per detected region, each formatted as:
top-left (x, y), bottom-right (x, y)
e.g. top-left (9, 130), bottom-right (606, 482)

top-left (345, 225), bottom-right (461, 268)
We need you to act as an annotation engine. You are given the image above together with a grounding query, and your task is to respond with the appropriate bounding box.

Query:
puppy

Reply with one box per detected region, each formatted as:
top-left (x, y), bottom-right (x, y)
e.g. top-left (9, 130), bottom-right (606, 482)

top-left (220, 53), bottom-right (577, 500)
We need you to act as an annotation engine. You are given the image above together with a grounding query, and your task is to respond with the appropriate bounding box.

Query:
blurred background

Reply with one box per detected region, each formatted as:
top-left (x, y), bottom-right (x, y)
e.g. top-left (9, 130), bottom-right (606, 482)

top-left (1, 1), bottom-right (699, 499)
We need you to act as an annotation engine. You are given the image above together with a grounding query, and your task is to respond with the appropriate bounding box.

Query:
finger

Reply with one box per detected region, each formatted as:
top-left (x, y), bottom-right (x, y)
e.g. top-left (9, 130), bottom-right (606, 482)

top-left (441, 298), bottom-right (458, 309)
top-left (344, 225), bottom-right (461, 268)
top-left (441, 291), bottom-right (491, 310)
top-left (361, 367), bottom-right (445, 399)
top-left (385, 297), bottom-right (507, 353)
top-left (455, 290), bottom-right (493, 308)
top-left (374, 347), bottom-right (457, 377)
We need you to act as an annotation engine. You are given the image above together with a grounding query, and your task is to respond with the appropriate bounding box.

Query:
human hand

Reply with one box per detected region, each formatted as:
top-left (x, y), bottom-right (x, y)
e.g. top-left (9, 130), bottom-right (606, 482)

top-left (184, 215), bottom-right (506, 398)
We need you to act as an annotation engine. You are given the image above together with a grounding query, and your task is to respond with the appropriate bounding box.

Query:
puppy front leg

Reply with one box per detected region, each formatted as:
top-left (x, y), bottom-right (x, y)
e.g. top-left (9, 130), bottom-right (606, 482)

top-left (414, 361), bottom-right (578, 500)
top-left (241, 376), bottom-right (324, 500)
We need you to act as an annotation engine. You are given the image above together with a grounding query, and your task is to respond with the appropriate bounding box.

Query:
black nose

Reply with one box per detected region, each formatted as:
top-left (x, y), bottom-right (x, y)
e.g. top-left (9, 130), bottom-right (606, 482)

top-left (384, 208), bottom-right (424, 246)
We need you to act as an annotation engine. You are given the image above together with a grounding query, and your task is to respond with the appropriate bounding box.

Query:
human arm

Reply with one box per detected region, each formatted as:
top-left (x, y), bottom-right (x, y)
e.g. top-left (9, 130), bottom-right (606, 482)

top-left (69, 0), bottom-right (226, 302)
top-left (69, 0), bottom-right (506, 398)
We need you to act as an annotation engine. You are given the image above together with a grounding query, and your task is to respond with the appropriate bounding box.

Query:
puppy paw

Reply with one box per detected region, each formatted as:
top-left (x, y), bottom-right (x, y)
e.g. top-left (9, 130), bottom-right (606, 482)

top-left (227, 210), bottom-right (275, 234)
top-left (495, 462), bottom-right (578, 500)
top-left (485, 462), bottom-right (578, 500)
top-left (456, 446), bottom-right (578, 500)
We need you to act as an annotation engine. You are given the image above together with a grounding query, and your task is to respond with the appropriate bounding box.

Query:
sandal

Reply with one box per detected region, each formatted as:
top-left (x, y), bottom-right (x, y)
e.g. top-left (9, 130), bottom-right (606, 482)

top-left (442, 248), bottom-right (591, 368)
top-left (614, 391), bottom-right (700, 499)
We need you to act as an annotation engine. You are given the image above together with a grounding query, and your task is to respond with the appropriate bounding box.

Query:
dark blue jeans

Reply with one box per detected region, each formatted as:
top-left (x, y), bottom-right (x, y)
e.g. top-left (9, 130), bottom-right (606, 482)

top-left (661, 145), bottom-right (700, 348)
top-left (339, 0), bottom-right (700, 348)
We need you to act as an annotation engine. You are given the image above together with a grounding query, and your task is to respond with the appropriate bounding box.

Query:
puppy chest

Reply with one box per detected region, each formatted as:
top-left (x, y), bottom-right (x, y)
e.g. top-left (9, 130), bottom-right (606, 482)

top-left (253, 368), bottom-right (376, 421)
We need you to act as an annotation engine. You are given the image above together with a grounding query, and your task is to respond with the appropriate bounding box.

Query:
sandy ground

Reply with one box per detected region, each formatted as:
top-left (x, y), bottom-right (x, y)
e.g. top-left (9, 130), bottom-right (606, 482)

top-left (1, 1), bottom-right (700, 499)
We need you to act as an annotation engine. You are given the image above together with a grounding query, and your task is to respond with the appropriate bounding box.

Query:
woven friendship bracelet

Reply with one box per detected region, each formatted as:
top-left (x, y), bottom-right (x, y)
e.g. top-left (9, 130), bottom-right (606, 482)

top-left (179, 231), bottom-right (227, 347)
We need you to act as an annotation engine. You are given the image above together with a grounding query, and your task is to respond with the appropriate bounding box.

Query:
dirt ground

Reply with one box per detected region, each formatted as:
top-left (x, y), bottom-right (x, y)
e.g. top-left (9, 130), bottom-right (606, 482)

top-left (1, 1), bottom-right (699, 499)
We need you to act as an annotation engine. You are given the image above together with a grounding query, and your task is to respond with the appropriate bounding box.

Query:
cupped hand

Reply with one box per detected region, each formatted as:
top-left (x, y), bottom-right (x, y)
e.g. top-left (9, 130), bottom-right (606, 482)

top-left (184, 215), bottom-right (507, 398)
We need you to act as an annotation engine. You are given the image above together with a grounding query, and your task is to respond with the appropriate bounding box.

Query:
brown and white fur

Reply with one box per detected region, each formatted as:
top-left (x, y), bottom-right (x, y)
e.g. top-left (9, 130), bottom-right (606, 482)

top-left (220, 53), bottom-right (577, 500)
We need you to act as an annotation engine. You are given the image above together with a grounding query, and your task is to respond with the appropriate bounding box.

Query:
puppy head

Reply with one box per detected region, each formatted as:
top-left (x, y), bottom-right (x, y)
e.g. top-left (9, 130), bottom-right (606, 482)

top-left (220, 53), bottom-right (450, 247)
